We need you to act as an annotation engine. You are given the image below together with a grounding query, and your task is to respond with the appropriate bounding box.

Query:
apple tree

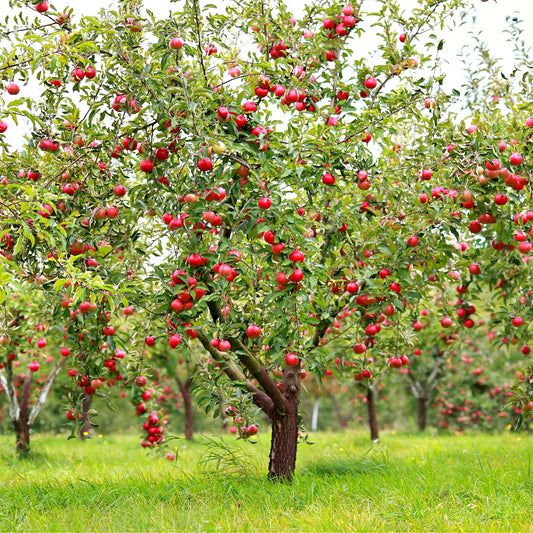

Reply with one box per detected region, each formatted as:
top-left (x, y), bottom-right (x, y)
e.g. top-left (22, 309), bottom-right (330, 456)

top-left (8, 0), bottom-right (533, 482)
top-left (0, 283), bottom-right (68, 454)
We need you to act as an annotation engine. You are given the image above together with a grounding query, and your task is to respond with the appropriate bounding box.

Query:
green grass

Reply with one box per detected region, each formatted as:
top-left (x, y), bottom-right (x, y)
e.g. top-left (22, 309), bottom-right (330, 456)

top-left (0, 430), bottom-right (531, 532)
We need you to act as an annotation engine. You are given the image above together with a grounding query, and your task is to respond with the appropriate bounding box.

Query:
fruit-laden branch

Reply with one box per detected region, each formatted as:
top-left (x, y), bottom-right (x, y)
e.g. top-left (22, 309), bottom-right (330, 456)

top-left (205, 300), bottom-right (289, 414)
top-left (28, 357), bottom-right (67, 425)
top-left (311, 290), bottom-right (355, 349)
top-left (0, 368), bottom-right (20, 421)
top-left (196, 328), bottom-right (276, 415)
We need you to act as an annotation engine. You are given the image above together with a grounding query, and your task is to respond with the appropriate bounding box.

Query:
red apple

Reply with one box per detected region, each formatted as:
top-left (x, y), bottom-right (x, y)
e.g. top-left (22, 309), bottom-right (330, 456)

top-left (246, 325), bottom-right (261, 339)
top-left (72, 68), bottom-right (85, 82)
top-left (285, 352), bottom-right (299, 366)
top-left (35, 2), bottom-right (49, 13)
top-left (322, 173), bottom-right (335, 185)
top-left (135, 376), bottom-right (147, 387)
top-left (113, 185), bottom-right (126, 197)
top-left (6, 83), bottom-right (19, 95)
top-left (352, 343), bottom-right (366, 354)
top-left (468, 264), bottom-right (481, 275)
top-left (219, 340), bottom-right (231, 352)
top-left (169, 334), bottom-right (182, 348)
top-left (441, 317), bottom-right (453, 328)
top-left (170, 38), bottom-right (184, 49)
top-left (258, 197), bottom-right (272, 209)
top-left (85, 66), bottom-right (96, 79)
top-left (140, 159), bottom-right (154, 172)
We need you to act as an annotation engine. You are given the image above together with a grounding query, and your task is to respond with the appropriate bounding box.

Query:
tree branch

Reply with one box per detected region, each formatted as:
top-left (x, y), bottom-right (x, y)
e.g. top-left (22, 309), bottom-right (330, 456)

top-left (196, 328), bottom-right (275, 415)
top-left (28, 357), bottom-right (66, 425)
top-left (204, 300), bottom-right (289, 413)
top-left (0, 368), bottom-right (19, 422)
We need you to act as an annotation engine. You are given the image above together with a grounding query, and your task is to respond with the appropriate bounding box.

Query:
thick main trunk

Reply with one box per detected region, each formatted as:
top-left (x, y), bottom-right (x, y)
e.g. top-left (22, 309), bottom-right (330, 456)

top-left (267, 366), bottom-right (301, 482)
top-left (418, 397), bottom-right (427, 431)
top-left (366, 387), bottom-right (379, 441)
top-left (79, 393), bottom-right (93, 438)
top-left (14, 419), bottom-right (30, 455)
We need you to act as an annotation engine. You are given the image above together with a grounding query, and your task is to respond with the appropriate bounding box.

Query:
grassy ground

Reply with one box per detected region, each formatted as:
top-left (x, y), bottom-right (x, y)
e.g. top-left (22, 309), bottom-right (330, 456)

top-left (0, 429), bottom-right (531, 532)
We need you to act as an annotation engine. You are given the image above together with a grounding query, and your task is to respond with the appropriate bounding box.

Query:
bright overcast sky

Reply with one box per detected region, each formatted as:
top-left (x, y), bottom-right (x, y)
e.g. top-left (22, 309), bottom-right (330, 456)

top-left (1, 0), bottom-right (532, 88)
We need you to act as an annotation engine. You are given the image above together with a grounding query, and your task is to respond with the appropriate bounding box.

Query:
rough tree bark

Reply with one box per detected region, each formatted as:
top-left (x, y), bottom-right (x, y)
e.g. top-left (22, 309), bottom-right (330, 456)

top-left (14, 418), bottom-right (30, 455)
top-left (366, 386), bottom-right (379, 441)
top-left (176, 376), bottom-right (194, 440)
top-left (267, 365), bottom-right (301, 482)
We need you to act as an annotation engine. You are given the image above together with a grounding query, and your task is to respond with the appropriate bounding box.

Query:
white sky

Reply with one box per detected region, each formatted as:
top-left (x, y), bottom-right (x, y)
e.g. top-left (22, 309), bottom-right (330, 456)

top-left (1, 0), bottom-right (531, 90)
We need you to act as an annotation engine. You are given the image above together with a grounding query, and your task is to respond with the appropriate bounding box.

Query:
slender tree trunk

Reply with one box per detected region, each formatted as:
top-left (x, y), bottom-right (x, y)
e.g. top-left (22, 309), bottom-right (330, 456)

top-left (329, 393), bottom-right (349, 429)
top-left (311, 397), bottom-right (320, 431)
top-left (15, 369), bottom-right (32, 455)
top-left (184, 392), bottom-right (193, 440)
top-left (366, 386), bottom-right (379, 441)
top-left (267, 366), bottom-right (301, 482)
top-left (79, 393), bottom-right (93, 438)
top-left (418, 397), bottom-right (427, 431)
top-left (176, 376), bottom-right (194, 440)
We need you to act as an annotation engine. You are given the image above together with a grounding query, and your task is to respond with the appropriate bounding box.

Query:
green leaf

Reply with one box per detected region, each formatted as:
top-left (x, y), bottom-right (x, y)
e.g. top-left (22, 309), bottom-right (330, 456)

top-left (13, 236), bottom-right (23, 256)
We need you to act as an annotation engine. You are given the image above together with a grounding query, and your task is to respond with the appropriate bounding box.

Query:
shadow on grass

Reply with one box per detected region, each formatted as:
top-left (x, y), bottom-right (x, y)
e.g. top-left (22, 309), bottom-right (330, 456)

top-left (303, 449), bottom-right (389, 477)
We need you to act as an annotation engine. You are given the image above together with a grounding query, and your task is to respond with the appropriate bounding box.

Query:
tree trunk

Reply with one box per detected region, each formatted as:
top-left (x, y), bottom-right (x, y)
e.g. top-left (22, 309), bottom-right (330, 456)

top-left (183, 381), bottom-right (193, 441)
top-left (329, 393), bottom-right (349, 429)
top-left (418, 397), bottom-right (427, 431)
top-left (14, 419), bottom-right (30, 455)
top-left (176, 376), bottom-right (194, 440)
top-left (311, 397), bottom-right (320, 431)
top-left (79, 393), bottom-right (93, 438)
top-left (267, 366), bottom-right (301, 482)
top-left (366, 386), bottom-right (379, 441)
top-left (15, 369), bottom-right (32, 455)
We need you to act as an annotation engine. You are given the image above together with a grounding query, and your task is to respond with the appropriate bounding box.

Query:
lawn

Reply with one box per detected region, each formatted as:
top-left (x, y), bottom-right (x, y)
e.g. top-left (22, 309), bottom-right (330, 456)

top-left (0, 430), bottom-right (531, 532)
